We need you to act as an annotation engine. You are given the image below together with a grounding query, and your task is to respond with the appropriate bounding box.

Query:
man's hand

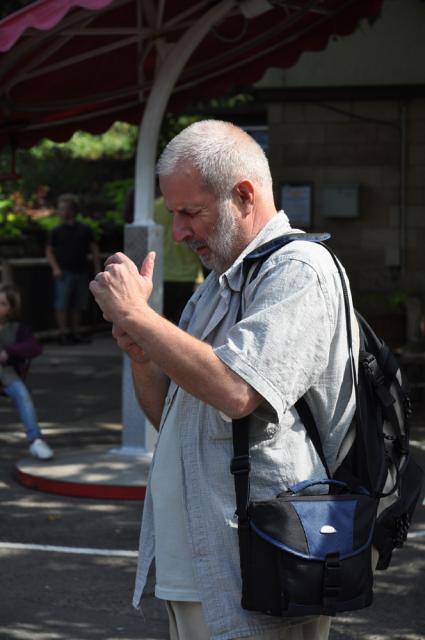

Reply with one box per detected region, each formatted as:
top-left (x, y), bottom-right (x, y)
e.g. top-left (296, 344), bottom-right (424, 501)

top-left (112, 324), bottom-right (150, 364)
top-left (89, 251), bottom-right (156, 327)
top-left (53, 267), bottom-right (62, 278)
top-left (0, 350), bottom-right (8, 364)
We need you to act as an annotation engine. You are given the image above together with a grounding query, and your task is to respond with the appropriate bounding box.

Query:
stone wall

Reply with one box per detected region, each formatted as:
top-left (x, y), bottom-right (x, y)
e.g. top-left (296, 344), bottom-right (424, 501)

top-left (267, 98), bottom-right (425, 345)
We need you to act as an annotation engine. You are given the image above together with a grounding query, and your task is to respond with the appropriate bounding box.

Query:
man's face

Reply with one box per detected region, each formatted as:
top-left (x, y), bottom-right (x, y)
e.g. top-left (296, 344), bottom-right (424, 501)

top-left (57, 201), bottom-right (75, 222)
top-left (160, 164), bottom-right (240, 273)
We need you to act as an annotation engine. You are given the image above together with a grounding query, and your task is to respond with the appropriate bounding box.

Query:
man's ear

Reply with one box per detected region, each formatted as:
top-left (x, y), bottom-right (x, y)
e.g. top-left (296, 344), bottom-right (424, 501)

top-left (234, 180), bottom-right (255, 214)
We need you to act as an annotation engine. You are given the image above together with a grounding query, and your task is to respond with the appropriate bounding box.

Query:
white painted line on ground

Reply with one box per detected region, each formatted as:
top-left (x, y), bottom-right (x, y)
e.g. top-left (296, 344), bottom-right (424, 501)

top-left (0, 542), bottom-right (138, 557)
top-left (407, 530), bottom-right (425, 539)
top-left (410, 440), bottom-right (425, 451)
top-left (1, 531), bottom-right (424, 558)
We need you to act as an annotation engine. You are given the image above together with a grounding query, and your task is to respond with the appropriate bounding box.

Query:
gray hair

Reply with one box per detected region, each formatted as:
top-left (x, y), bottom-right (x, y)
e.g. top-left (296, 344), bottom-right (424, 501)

top-left (156, 120), bottom-right (272, 199)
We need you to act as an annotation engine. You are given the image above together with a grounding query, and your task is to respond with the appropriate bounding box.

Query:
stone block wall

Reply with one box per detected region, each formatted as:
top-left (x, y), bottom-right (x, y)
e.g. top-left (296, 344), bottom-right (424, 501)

top-left (267, 98), bottom-right (425, 345)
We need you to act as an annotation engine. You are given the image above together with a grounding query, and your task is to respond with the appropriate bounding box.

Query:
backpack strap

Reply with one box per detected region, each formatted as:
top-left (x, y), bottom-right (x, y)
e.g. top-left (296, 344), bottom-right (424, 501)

top-left (294, 397), bottom-right (331, 477)
top-left (231, 233), bottom-right (334, 518)
top-left (319, 245), bottom-right (359, 405)
top-left (240, 233), bottom-right (330, 288)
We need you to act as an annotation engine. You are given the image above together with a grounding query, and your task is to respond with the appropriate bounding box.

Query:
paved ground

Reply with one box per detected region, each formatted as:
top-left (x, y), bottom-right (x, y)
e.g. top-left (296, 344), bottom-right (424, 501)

top-left (0, 332), bottom-right (424, 640)
top-left (0, 333), bottom-right (167, 640)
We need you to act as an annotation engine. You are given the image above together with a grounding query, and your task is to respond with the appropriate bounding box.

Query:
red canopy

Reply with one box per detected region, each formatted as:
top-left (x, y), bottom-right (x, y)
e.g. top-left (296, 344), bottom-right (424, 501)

top-left (0, 0), bottom-right (383, 149)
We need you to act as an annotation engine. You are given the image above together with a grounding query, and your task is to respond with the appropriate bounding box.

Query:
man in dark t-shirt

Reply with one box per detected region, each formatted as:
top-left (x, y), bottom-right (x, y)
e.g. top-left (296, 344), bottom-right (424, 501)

top-left (46, 194), bottom-right (100, 344)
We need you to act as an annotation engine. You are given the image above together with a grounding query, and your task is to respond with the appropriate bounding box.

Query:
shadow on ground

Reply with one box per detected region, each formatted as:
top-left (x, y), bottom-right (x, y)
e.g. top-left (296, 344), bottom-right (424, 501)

top-left (0, 334), bottom-right (424, 639)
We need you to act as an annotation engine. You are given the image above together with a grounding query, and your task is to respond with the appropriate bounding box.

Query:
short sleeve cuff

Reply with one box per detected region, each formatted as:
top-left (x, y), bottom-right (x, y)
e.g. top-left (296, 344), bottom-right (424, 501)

top-left (214, 343), bottom-right (285, 424)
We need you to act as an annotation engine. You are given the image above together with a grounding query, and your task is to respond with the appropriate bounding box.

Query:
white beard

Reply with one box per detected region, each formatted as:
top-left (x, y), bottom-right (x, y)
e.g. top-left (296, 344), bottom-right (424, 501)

top-left (186, 199), bottom-right (239, 273)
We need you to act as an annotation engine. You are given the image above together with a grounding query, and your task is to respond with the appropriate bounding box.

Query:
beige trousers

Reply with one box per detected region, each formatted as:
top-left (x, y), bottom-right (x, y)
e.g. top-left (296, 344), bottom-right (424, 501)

top-left (165, 601), bottom-right (331, 640)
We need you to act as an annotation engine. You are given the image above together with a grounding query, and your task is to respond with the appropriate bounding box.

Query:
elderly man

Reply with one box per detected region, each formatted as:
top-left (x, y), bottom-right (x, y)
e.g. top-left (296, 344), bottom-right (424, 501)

top-left (90, 121), bottom-right (357, 640)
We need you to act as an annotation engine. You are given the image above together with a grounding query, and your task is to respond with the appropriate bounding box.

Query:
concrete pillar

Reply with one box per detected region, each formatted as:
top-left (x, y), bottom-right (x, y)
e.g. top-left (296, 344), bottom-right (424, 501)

top-left (0, 259), bottom-right (13, 284)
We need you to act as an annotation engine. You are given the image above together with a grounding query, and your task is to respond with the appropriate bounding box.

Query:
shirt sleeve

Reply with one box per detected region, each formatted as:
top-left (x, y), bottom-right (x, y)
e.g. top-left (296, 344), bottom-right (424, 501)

top-left (214, 255), bottom-right (333, 424)
top-left (5, 324), bottom-right (43, 360)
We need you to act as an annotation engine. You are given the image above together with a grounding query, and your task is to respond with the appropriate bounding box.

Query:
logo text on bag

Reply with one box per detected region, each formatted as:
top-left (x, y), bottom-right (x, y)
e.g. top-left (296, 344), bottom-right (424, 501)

top-left (320, 525), bottom-right (337, 534)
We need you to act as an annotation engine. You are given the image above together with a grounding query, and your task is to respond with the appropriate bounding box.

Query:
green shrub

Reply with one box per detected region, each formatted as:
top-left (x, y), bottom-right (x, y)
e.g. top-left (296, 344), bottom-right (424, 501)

top-left (76, 214), bottom-right (102, 239)
top-left (103, 178), bottom-right (133, 218)
top-left (0, 211), bottom-right (30, 239)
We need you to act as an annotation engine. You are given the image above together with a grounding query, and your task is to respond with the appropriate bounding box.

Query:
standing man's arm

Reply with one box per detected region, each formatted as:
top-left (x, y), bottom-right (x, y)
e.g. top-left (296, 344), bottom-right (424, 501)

top-left (46, 243), bottom-right (62, 278)
top-left (90, 240), bottom-right (102, 275)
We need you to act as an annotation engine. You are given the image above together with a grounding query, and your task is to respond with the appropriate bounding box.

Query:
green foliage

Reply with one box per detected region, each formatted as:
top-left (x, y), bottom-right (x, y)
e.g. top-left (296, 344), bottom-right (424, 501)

top-left (13, 148), bottom-right (133, 205)
top-left (104, 210), bottom-right (125, 225)
top-left (204, 92), bottom-right (253, 110)
top-left (0, 110), bottom-right (225, 211)
top-left (0, 121), bottom-right (137, 205)
top-left (0, 191), bottom-right (24, 238)
top-left (103, 178), bottom-right (134, 218)
top-left (0, 196), bottom-right (14, 214)
top-left (0, 207), bottom-right (43, 241)
top-left (0, 209), bottom-right (103, 245)
top-left (0, 102), bottom-right (244, 250)
top-left (35, 215), bottom-right (61, 231)
top-left (0, 187), bottom-right (114, 250)
top-left (76, 214), bottom-right (102, 239)
top-left (158, 114), bottom-right (203, 157)
top-left (30, 122), bottom-right (138, 161)
top-left (0, 212), bottom-right (26, 239)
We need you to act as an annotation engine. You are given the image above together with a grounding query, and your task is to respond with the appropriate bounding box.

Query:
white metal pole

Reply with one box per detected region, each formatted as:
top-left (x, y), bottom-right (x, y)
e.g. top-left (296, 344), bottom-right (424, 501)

top-left (133, 0), bottom-right (235, 224)
top-left (120, 0), bottom-right (235, 458)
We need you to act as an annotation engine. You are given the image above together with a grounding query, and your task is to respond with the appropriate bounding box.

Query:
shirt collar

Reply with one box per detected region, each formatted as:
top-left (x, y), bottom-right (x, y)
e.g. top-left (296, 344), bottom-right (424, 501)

top-left (220, 211), bottom-right (293, 292)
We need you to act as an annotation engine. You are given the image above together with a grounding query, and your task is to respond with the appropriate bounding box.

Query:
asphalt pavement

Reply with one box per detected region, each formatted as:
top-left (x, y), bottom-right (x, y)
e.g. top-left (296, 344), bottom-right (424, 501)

top-left (0, 331), bottom-right (424, 640)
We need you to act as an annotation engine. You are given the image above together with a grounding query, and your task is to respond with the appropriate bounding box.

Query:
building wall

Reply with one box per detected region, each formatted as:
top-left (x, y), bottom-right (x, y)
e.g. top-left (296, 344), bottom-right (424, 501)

top-left (252, 0), bottom-right (425, 344)
top-left (258, 0), bottom-right (425, 88)
top-left (267, 97), bottom-right (425, 344)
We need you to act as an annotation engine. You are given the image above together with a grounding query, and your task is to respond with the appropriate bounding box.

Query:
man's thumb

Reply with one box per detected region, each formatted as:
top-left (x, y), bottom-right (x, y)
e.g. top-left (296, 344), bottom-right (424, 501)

top-left (140, 251), bottom-right (156, 280)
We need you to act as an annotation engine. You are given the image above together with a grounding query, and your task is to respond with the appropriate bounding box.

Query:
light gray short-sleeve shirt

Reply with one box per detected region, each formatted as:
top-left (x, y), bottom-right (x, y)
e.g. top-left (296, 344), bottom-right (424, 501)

top-left (133, 212), bottom-right (358, 640)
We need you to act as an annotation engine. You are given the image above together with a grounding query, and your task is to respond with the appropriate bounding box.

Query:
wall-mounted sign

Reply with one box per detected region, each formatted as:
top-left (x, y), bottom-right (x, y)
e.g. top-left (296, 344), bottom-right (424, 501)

top-left (322, 185), bottom-right (359, 218)
top-left (280, 182), bottom-right (313, 228)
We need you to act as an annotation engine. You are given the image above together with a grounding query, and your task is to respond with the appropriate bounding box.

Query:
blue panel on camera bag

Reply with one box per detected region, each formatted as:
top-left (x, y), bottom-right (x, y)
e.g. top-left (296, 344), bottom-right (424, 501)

top-left (291, 499), bottom-right (356, 558)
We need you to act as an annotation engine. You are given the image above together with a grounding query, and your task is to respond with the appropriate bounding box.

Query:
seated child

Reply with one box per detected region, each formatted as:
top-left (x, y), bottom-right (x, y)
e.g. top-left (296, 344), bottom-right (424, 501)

top-left (0, 285), bottom-right (53, 460)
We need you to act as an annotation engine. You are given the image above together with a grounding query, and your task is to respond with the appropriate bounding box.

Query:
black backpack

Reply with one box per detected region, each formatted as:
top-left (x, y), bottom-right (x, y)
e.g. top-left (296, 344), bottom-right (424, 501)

top-left (335, 310), bottom-right (424, 569)
top-left (238, 232), bottom-right (424, 571)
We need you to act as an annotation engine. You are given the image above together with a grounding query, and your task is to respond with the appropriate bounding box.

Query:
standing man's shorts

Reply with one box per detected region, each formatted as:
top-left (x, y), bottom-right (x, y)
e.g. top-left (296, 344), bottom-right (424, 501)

top-left (54, 271), bottom-right (89, 311)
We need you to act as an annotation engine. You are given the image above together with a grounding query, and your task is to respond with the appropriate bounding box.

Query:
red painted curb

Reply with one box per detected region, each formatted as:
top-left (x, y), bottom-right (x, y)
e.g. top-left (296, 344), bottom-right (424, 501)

top-left (15, 468), bottom-right (147, 501)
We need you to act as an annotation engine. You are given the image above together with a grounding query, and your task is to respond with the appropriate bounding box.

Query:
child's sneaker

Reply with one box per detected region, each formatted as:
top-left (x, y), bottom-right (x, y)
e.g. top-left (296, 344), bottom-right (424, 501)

top-left (29, 438), bottom-right (54, 460)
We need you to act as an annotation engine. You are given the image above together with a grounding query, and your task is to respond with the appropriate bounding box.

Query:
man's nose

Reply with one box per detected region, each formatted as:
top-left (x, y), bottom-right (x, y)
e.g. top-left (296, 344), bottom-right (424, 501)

top-left (172, 214), bottom-right (192, 244)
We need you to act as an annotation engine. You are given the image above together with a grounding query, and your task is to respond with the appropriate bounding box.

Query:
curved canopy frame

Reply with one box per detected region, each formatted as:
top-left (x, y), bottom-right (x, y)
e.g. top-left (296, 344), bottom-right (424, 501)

top-left (0, 0), bottom-right (383, 148)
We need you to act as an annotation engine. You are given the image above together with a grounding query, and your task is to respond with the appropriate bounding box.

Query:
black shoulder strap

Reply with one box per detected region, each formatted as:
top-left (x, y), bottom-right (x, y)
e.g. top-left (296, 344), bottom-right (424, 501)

top-left (241, 232), bottom-right (330, 279)
top-left (231, 232), bottom-right (358, 517)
